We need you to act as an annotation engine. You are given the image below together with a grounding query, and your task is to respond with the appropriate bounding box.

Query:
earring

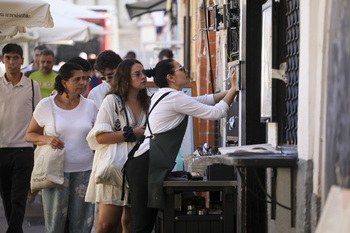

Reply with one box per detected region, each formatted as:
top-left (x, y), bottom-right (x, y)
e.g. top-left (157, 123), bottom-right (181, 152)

top-left (66, 92), bottom-right (69, 99)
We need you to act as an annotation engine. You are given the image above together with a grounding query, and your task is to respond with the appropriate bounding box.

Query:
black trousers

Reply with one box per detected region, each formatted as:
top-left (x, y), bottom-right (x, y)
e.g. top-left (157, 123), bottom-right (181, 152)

top-left (126, 151), bottom-right (159, 233)
top-left (0, 147), bottom-right (34, 233)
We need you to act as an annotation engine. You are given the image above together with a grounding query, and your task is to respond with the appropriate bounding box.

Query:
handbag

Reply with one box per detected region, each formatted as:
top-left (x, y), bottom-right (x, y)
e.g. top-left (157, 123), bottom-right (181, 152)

top-left (30, 98), bottom-right (65, 193)
top-left (94, 95), bottom-right (133, 186)
top-left (94, 142), bottom-right (131, 186)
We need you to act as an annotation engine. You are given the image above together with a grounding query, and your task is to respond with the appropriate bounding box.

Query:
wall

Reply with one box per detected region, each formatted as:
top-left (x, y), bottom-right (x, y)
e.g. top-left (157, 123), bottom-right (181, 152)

top-left (296, 0), bottom-right (330, 232)
top-left (324, 0), bottom-right (350, 204)
top-left (267, 0), bottom-right (329, 232)
top-left (191, 0), bottom-right (218, 147)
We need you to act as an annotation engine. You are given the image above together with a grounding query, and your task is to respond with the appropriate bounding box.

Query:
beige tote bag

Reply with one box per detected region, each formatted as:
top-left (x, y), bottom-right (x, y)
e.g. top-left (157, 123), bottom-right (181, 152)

top-left (30, 98), bottom-right (65, 192)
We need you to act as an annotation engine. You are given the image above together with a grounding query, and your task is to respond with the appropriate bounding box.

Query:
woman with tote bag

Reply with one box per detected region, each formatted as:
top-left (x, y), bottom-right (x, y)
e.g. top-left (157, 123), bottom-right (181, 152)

top-left (25, 62), bottom-right (98, 233)
top-left (85, 59), bottom-right (149, 233)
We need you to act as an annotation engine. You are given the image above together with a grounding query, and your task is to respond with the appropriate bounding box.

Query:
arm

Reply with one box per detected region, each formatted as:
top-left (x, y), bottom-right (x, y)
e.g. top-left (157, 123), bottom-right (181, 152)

top-left (222, 69), bottom-right (237, 106)
top-left (93, 95), bottom-right (146, 145)
top-left (212, 69), bottom-right (237, 104)
top-left (96, 125), bottom-right (145, 144)
top-left (213, 90), bottom-right (228, 103)
top-left (25, 117), bottom-right (64, 150)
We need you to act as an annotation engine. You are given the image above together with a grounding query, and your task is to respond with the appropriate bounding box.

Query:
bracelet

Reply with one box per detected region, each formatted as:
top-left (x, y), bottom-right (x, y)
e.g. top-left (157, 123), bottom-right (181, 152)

top-left (123, 126), bottom-right (136, 142)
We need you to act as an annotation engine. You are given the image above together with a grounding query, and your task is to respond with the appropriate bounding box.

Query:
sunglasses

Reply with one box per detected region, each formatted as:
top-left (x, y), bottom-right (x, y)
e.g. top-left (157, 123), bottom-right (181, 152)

top-left (174, 65), bottom-right (186, 72)
top-left (100, 75), bottom-right (113, 81)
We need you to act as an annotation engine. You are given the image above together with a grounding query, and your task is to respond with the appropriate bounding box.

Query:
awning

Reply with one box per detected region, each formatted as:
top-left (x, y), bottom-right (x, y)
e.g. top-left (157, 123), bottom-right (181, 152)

top-left (43, 0), bottom-right (105, 20)
top-left (0, 0), bottom-right (54, 36)
top-left (0, 0), bottom-right (54, 27)
top-left (0, 11), bottom-right (106, 44)
top-left (125, 0), bottom-right (167, 20)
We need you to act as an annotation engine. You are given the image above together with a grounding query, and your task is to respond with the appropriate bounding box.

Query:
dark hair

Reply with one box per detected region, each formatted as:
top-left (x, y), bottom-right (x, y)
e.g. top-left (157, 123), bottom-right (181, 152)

top-left (158, 49), bottom-right (173, 60)
top-left (95, 50), bottom-right (122, 72)
top-left (40, 49), bottom-right (55, 57)
top-left (108, 59), bottom-right (149, 113)
top-left (34, 45), bottom-right (48, 51)
top-left (124, 51), bottom-right (136, 59)
top-left (68, 56), bottom-right (93, 72)
top-left (54, 63), bottom-right (83, 95)
top-left (2, 43), bottom-right (23, 57)
top-left (143, 59), bottom-right (175, 88)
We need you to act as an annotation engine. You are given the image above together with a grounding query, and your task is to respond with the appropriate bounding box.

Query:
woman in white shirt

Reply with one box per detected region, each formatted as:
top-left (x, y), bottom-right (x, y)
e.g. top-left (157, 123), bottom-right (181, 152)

top-left (85, 59), bottom-right (149, 233)
top-left (125, 59), bottom-right (237, 233)
top-left (25, 63), bottom-right (98, 233)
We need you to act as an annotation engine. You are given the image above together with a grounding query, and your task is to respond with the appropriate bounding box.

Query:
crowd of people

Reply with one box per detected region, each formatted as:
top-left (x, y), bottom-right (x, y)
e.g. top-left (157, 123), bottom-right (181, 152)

top-left (0, 43), bottom-right (237, 233)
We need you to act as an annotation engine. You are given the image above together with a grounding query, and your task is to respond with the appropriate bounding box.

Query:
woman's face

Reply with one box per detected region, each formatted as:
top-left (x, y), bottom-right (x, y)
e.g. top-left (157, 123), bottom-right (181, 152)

top-left (64, 70), bottom-right (85, 96)
top-left (171, 61), bottom-right (190, 88)
top-left (130, 63), bottom-right (147, 91)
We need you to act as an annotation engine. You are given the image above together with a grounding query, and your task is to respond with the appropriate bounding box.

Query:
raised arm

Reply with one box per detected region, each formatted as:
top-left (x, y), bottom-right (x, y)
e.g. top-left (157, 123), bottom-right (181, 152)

top-left (221, 69), bottom-right (237, 106)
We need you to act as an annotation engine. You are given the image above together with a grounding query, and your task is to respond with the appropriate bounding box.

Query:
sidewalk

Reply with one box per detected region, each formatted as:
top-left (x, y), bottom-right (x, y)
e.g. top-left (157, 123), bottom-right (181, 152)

top-left (0, 195), bottom-right (45, 233)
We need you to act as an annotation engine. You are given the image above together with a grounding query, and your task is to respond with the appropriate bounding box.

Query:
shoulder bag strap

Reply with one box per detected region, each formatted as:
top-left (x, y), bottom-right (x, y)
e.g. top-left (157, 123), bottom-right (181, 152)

top-left (31, 79), bottom-right (34, 113)
top-left (146, 91), bottom-right (171, 136)
top-left (114, 94), bottom-right (130, 128)
top-left (49, 98), bottom-right (57, 137)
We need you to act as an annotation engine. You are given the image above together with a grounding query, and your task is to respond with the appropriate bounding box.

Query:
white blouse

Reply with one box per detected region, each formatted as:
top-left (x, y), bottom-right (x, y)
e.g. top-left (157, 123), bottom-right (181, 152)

top-left (134, 87), bottom-right (229, 157)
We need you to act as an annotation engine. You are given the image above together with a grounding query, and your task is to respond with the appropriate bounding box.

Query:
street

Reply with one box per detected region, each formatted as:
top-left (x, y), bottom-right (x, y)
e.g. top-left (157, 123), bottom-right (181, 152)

top-left (0, 195), bottom-right (45, 233)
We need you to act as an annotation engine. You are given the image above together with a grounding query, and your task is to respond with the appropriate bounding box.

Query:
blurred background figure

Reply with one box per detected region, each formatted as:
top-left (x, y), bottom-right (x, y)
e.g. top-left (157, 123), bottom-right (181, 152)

top-left (79, 52), bottom-right (88, 60)
top-left (150, 11), bottom-right (166, 41)
top-left (87, 53), bottom-right (102, 95)
top-left (29, 49), bottom-right (58, 98)
top-left (22, 45), bottom-right (48, 76)
top-left (123, 51), bottom-right (136, 60)
top-left (158, 48), bottom-right (174, 61)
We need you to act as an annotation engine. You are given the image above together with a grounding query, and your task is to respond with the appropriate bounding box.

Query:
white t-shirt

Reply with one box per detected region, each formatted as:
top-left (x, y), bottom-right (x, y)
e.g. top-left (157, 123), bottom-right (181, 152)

top-left (87, 82), bottom-right (111, 109)
top-left (21, 63), bottom-right (34, 74)
top-left (134, 88), bottom-right (229, 157)
top-left (33, 95), bottom-right (98, 172)
top-left (150, 11), bottom-right (165, 27)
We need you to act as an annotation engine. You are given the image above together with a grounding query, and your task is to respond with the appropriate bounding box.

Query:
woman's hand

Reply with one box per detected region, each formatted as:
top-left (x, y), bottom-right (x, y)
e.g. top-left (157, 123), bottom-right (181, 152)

top-left (222, 69), bottom-right (238, 106)
top-left (133, 126), bottom-right (146, 139)
top-left (229, 68), bottom-right (237, 90)
top-left (46, 136), bottom-right (65, 150)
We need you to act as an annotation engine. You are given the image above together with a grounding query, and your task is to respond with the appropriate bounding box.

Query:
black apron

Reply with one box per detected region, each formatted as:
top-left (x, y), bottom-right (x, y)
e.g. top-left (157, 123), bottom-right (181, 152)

top-left (147, 115), bottom-right (188, 209)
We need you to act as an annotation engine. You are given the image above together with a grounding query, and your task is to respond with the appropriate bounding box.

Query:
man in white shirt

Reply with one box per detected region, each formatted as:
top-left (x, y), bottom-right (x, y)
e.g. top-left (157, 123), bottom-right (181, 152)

top-left (0, 43), bottom-right (41, 233)
top-left (87, 50), bottom-right (123, 109)
top-left (21, 45), bottom-right (48, 75)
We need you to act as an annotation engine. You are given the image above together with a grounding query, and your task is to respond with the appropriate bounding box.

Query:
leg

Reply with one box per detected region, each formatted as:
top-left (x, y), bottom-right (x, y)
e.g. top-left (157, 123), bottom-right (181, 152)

top-left (0, 148), bottom-right (33, 233)
top-left (68, 171), bottom-right (94, 233)
top-left (121, 206), bottom-right (132, 233)
top-left (126, 152), bottom-right (158, 233)
top-left (95, 203), bottom-right (123, 233)
top-left (42, 173), bottom-right (70, 233)
top-left (0, 148), bottom-right (13, 225)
